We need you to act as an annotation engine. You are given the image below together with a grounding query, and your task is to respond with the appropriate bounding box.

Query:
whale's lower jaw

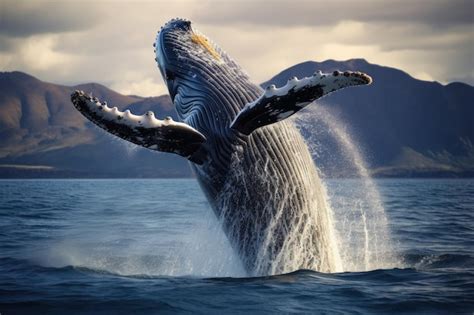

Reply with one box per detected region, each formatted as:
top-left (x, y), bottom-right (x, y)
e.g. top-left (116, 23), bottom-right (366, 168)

top-left (194, 121), bottom-right (341, 276)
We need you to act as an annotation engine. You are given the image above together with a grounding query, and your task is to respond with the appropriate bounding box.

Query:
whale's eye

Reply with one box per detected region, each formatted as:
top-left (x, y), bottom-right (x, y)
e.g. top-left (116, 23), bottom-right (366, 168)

top-left (166, 70), bottom-right (175, 81)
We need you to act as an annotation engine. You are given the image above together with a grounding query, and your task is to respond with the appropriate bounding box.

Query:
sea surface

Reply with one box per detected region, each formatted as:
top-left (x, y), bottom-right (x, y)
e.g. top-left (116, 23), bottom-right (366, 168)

top-left (0, 178), bottom-right (473, 314)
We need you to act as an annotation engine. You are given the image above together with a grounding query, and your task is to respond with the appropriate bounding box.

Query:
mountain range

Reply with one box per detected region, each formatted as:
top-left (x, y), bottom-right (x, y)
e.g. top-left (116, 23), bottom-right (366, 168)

top-left (1, 59), bottom-right (473, 178)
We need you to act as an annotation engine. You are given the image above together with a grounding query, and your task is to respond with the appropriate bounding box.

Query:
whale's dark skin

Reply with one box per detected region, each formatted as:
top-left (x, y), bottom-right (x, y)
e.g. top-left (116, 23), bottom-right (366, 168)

top-left (71, 18), bottom-right (372, 276)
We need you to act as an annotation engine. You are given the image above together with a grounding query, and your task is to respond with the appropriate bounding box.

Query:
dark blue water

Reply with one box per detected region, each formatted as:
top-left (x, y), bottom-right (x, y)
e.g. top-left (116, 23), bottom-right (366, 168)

top-left (0, 179), bottom-right (473, 314)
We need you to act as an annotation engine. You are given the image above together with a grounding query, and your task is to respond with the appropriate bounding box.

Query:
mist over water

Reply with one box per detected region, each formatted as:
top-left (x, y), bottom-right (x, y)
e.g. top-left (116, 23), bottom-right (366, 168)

top-left (40, 210), bottom-right (245, 278)
top-left (296, 105), bottom-right (400, 271)
top-left (35, 104), bottom-right (402, 277)
top-left (27, 179), bottom-right (245, 278)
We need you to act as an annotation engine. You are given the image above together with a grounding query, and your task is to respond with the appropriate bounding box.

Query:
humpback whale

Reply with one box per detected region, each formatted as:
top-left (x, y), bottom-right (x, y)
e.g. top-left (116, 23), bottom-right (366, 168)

top-left (71, 18), bottom-right (372, 276)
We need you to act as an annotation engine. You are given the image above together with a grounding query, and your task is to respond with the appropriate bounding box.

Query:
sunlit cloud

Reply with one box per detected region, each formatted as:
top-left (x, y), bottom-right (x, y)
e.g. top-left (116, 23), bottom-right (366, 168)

top-left (0, 34), bottom-right (75, 75)
top-left (110, 77), bottom-right (168, 97)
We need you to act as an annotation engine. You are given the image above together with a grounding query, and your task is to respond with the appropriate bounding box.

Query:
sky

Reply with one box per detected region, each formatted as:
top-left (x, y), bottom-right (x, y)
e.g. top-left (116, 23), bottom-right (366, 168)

top-left (1, 0), bottom-right (473, 96)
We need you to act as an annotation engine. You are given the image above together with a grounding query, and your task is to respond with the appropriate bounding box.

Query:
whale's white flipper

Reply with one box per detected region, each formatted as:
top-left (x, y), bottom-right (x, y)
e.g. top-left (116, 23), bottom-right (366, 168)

top-left (231, 70), bottom-right (372, 135)
top-left (71, 91), bottom-right (207, 163)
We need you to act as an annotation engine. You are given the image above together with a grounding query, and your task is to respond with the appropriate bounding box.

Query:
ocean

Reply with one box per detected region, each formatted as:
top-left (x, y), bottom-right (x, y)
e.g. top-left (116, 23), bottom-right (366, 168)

top-left (0, 178), bottom-right (473, 314)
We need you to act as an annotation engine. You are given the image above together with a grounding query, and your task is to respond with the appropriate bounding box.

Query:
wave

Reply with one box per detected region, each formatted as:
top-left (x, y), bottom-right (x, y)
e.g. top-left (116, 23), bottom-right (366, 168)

top-left (3, 251), bottom-right (473, 281)
top-left (406, 253), bottom-right (474, 270)
top-left (2, 254), bottom-right (472, 315)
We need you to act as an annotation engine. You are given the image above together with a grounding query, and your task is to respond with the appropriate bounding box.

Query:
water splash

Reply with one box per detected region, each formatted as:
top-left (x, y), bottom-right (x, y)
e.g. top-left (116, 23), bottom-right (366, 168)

top-left (295, 105), bottom-right (401, 271)
top-left (40, 103), bottom-right (400, 276)
top-left (36, 179), bottom-right (246, 278)
top-left (215, 124), bottom-right (343, 276)
top-left (40, 209), bottom-right (246, 278)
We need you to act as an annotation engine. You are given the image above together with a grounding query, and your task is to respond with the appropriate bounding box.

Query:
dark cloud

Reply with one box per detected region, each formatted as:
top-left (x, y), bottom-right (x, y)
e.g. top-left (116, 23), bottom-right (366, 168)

top-left (0, 35), bottom-right (17, 52)
top-left (196, 0), bottom-right (473, 28)
top-left (1, 0), bottom-right (472, 94)
top-left (0, 1), bottom-right (103, 37)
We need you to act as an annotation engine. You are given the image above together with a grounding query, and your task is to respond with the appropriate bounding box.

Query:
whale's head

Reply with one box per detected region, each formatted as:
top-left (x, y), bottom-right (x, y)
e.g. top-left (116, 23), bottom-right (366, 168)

top-left (155, 19), bottom-right (224, 97)
top-left (154, 18), bottom-right (249, 122)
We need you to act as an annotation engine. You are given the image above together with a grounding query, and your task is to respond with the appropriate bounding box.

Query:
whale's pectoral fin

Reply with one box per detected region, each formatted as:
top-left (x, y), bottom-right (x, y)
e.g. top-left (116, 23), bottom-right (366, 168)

top-left (231, 70), bottom-right (372, 135)
top-left (71, 91), bottom-right (207, 164)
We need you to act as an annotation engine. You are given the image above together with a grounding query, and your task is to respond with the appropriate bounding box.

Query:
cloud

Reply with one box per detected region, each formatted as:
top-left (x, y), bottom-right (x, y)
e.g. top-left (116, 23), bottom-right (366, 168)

top-left (196, 0), bottom-right (473, 28)
top-left (0, 0), bottom-right (472, 97)
top-left (0, 1), bottom-right (103, 37)
top-left (110, 77), bottom-right (168, 97)
top-left (196, 20), bottom-right (474, 85)
top-left (0, 34), bottom-right (75, 76)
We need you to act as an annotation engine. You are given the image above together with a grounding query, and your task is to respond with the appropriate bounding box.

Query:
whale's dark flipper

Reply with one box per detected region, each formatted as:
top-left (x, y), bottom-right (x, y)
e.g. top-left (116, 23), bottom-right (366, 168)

top-left (231, 71), bottom-right (372, 135)
top-left (71, 91), bottom-right (207, 164)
